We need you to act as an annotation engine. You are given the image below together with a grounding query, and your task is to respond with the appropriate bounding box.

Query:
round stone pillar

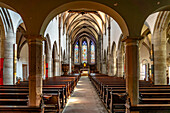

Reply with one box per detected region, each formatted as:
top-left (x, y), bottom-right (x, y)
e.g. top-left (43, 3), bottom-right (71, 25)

top-left (97, 35), bottom-right (102, 72)
top-left (69, 40), bottom-right (72, 73)
top-left (153, 29), bottom-right (166, 85)
top-left (56, 60), bottom-right (60, 76)
top-left (107, 17), bottom-right (111, 76)
top-left (102, 60), bottom-right (107, 74)
top-left (53, 59), bottom-right (57, 76)
top-left (117, 49), bottom-right (123, 77)
top-left (3, 29), bottom-right (15, 85)
top-left (124, 38), bottom-right (139, 107)
top-left (110, 58), bottom-right (114, 76)
top-left (27, 35), bottom-right (44, 107)
top-left (46, 53), bottom-right (52, 77)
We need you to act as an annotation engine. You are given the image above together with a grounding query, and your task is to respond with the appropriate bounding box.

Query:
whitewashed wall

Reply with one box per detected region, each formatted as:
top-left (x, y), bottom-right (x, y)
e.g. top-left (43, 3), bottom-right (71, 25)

top-left (17, 44), bottom-right (29, 80)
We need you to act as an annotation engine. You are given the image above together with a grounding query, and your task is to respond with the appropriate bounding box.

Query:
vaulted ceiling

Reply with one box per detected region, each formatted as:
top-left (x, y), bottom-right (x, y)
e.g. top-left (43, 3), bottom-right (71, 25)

top-left (62, 10), bottom-right (108, 43)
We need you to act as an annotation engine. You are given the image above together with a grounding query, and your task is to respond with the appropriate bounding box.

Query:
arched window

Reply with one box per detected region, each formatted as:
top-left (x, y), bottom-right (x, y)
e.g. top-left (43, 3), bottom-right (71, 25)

top-left (91, 41), bottom-right (95, 63)
top-left (82, 40), bottom-right (87, 63)
top-left (74, 42), bottom-right (79, 63)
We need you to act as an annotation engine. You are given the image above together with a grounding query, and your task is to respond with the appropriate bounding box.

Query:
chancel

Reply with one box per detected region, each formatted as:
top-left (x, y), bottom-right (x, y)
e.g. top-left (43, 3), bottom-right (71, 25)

top-left (0, 0), bottom-right (169, 113)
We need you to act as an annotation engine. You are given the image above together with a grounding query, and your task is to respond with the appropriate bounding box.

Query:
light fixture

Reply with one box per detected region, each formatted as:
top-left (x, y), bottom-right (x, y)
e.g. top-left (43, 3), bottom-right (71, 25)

top-left (114, 3), bottom-right (118, 6)
top-left (157, 1), bottom-right (160, 5)
top-left (68, 10), bottom-right (97, 15)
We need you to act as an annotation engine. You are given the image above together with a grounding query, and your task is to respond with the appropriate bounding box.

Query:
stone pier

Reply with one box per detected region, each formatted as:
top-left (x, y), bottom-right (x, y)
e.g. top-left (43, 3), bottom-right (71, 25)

top-left (27, 35), bottom-right (44, 106)
top-left (3, 29), bottom-right (15, 85)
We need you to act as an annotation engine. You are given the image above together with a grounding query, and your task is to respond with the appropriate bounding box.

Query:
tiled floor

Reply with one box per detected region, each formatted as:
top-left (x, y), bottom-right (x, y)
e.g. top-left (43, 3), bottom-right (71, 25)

top-left (62, 76), bottom-right (108, 113)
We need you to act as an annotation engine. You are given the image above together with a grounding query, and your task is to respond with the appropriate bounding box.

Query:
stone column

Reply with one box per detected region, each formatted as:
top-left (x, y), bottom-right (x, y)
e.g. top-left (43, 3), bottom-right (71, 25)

top-left (110, 52), bottom-right (116, 76)
top-left (110, 58), bottom-right (114, 76)
top-left (27, 35), bottom-right (44, 106)
top-left (53, 59), bottom-right (59, 76)
top-left (80, 41), bottom-right (82, 63)
top-left (97, 35), bottom-right (101, 72)
top-left (58, 16), bottom-right (61, 75)
top-left (69, 39), bottom-right (72, 73)
top-left (0, 29), bottom-right (4, 85)
top-left (46, 53), bottom-right (52, 77)
top-left (117, 49), bottom-right (123, 77)
top-left (66, 37), bottom-right (68, 63)
top-left (71, 45), bottom-right (74, 72)
top-left (101, 36), bottom-right (103, 72)
top-left (57, 60), bottom-right (60, 76)
top-left (3, 29), bottom-right (15, 85)
top-left (153, 29), bottom-right (166, 85)
top-left (13, 44), bottom-right (17, 84)
top-left (102, 50), bottom-right (107, 74)
top-left (88, 41), bottom-right (90, 64)
top-left (124, 38), bottom-right (139, 107)
top-left (108, 17), bottom-right (111, 76)
top-left (68, 37), bottom-right (70, 66)
top-left (102, 62), bottom-right (107, 74)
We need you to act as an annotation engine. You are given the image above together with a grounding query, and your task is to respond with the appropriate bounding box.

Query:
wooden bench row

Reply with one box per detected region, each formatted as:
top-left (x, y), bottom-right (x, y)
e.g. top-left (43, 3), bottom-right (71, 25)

top-left (89, 73), bottom-right (170, 113)
top-left (0, 74), bottom-right (80, 113)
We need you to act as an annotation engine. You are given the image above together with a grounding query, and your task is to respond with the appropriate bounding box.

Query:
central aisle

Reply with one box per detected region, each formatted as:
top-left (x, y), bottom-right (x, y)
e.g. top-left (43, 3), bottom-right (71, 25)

top-left (62, 76), bottom-right (108, 113)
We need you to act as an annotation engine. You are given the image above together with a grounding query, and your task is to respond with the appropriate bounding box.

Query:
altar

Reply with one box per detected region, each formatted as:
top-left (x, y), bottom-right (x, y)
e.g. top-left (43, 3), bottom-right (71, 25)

top-left (73, 63), bottom-right (97, 76)
top-left (80, 68), bottom-right (89, 76)
top-left (80, 63), bottom-right (89, 76)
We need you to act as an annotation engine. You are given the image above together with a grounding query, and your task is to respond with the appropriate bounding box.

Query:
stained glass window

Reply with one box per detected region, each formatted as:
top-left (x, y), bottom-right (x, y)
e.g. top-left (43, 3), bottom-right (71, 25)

top-left (74, 42), bottom-right (79, 63)
top-left (91, 41), bottom-right (95, 63)
top-left (82, 40), bottom-right (87, 63)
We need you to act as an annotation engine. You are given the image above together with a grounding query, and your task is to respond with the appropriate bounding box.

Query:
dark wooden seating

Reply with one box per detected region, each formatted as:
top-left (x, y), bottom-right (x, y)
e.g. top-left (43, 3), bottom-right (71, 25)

top-left (0, 106), bottom-right (43, 113)
top-left (0, 74), bottom-right (80, 113)
top-left (43, 94), bottom-right (60, 113)
top-left (0, 95), bottom-right (44, 113)
top-left (89, 73), bottom-right (170, 113)
top-left (0, 93), bottom-right (28, 99)
top-left (0, 99), bottom-right (28, 106)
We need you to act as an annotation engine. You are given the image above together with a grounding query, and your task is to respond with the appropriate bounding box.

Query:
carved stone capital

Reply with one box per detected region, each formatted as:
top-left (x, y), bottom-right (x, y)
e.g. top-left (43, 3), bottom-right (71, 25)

top-left (25, 35), bottom-right (46, 45)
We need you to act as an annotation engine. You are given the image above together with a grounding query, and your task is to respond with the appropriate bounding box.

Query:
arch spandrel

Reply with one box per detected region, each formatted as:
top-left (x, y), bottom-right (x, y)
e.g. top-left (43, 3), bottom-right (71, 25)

top-left (0, 0), bottom-right (170, 37)
top-left (39, 1), bottom-right (129, 37)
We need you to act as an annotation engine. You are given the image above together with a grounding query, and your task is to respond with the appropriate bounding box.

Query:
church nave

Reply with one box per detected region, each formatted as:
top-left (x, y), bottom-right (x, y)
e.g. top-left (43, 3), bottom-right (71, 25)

top-left (63, 76), bottom-right (108, 113)
top-left (0, 1), bottom-right (169, 113)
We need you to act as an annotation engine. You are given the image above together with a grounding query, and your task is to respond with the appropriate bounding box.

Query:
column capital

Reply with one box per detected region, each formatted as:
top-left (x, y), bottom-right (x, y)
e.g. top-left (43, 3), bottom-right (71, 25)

top-left (25, 35), bottom-right (46, 45)
top-left (25, 35), bottom-right (46, 41)
top-left (122, 36), bottom-right (144, 46)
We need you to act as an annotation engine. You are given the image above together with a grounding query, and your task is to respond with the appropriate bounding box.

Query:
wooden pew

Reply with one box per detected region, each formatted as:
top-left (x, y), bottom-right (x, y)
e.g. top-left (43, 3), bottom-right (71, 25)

top-left (0, 75), bottom-right (80, 112)
top-left (0, 96), bottom-right (44, 113)
top-left (89, 74), bottom-right (170, 113)
top-left (0, 106), bottom-right (43, 113)
top-left (43, 94), bottom-right (60, 113)
top-left (126, 99), bottom-right (170, 113)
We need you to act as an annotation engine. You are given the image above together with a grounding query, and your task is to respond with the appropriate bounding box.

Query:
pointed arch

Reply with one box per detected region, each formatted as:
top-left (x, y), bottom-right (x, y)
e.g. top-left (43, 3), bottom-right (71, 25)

top-left (111, 41), bottom-right (116, 57)
top-left (90, 40), bottom-right (95, 64)
top-left (117, 34), bottom-right (124, 51)
top-left (16, 24), bottom-right (27, 59)
top-left (45, 33), bottom-right (52, 56)
top-left (110, 41), bottom-right (117, 76)
top-left (52, 41), bottom-right (58, 60)
top-left (74, 40), bottom-right (79, 64)
top-left (82, 39), bottom-right (88, 63)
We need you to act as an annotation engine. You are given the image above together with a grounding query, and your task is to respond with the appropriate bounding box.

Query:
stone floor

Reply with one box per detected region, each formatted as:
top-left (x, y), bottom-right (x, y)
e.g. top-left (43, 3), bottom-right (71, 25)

top-left (62, 76), bottom-right (108, 113)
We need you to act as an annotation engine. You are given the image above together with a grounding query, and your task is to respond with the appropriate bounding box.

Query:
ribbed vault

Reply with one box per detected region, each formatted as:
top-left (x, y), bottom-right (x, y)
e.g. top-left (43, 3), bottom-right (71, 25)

top-left (62, 10), bottom-right (107, 43)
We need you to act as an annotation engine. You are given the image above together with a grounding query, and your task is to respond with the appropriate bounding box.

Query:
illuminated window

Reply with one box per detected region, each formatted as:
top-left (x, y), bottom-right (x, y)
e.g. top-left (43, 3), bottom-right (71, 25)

top-left (91, 41), bottom-right (95, 63)
top-left (74, 42), bottom-right (79, 63)
top-left (82, 40), bottom-right (87, 63)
